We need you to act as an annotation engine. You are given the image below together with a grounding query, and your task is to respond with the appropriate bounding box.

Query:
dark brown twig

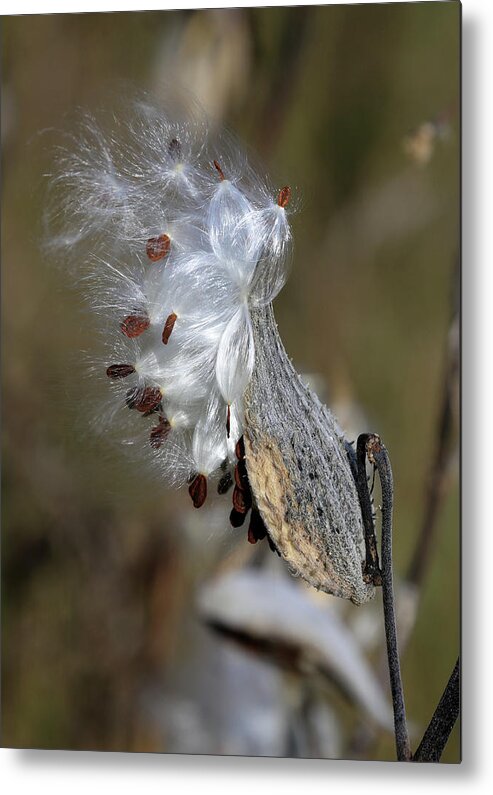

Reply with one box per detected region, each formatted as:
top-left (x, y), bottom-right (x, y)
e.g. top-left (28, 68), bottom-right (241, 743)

top-left (413, 657), bottom-right (460, 762)
top-left (347, 257), bottom-right (459, 760)
top-left (358, 433), bottom-right (412, 762)
top-left (407, 255), bottom-right (459, 588)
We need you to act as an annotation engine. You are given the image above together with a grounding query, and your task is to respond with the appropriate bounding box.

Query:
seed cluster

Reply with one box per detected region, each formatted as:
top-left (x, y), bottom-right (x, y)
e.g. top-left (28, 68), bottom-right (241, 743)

top-left (47, 98), bottom-right (293, 522)
top-left (230, 436), bottom-right (276, 549)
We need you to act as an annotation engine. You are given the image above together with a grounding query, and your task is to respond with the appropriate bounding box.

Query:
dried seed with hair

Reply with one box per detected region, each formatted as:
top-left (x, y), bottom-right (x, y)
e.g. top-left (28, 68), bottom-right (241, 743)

top-left (217, 471), bottom-right (233, 495)
top-left (189, 473), bottom-right (207, 508)
top-left (106, 364), bottom-right (135, 379)
top-left (150, 416), bottom-right (171, 449)
top-left (277, 186), bottom-right (291, 208)
top-left (213, 159), bottom-right (225, 181)
top-left (247, 509), bottom-right (268, 545)
top-left (233, 484), bottom-right (251, 514)
top-left (235, 436), bottom-right (245, 461)
top-left (229, 508), bottom-right (247, 528)
top-left (168, 137), bottom-right (182, 161)
top-left (234, 459), bottom-right (248, 490)
top-left (121, 314), bottom-right (150, 338)
top-left (162, 312), bottom-right (177, 344)
top-left (146, 234), bottom-right (171, 262)
top-left (127, 386), bottom-right (162, 413)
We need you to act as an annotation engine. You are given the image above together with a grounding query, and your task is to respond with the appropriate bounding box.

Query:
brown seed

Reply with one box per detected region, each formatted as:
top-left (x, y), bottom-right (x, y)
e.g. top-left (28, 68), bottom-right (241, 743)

top-left (150, 417), bottom-right (171, 449)
top-left (106, 363), bottom-right (135, 379)
top-left (277, 185), bottom-right (291, 208)
top-left (213, 159), bottom-right (225, 181)
top-left (234, 459), bottom-right (248, 490)
top-left (229, 508), bottom-right (247, 528)
top-left (233, 484), bottom-right (251, 514)
top-left (168, 138), bottom-right (182, 161)
top-left (226, 404), bottom-right (231, 438)
top-left (121, 314), bottom-right (150, 338)
top-left (162, 312), bottom-right (177, 344)
top-left (247, 509), bottom-right (268, 545)
top-left (126, 388), bottom-right (161, 415)
top-left (146, 234), bottom-right (171, 262)
top-left (189, 473), bottom-right (207, 508)
top-left (137, 387), bottom-right (162, 413)
top-left (235, 435), bottom-right (245, 461)
top-left (127, 386), bottom-right (162, 413)
top-left (217, 471), bottom-right (233, 495)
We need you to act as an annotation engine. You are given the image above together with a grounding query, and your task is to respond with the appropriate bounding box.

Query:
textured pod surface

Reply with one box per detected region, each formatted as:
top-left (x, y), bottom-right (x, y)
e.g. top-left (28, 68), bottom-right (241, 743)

top-left (244, 304), bottom-right (374, 605)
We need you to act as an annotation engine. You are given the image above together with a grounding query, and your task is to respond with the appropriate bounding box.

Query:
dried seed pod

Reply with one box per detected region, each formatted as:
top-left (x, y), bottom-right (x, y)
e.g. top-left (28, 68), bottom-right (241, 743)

top-left (146, 234), bottom-right (171, 262)
top-left (189, 473), bottom-right (207, 508)
top-left (121, 314), bottom-right (150, 338)
top-left (48, 98), bottom-right (371, 604)
top-left (106, 364), bottom-right (135, 379)
top-left (162, 312), bottom-right (177, 344)
top-left (243, 304), bottom-right (374, 605)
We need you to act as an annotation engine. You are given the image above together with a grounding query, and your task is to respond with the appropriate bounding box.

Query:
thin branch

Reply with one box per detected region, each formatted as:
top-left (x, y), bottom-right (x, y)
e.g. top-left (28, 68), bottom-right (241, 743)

top-left (362, 433), bottom-right (412, 762)
top-left (347, 254), bottom-right (459, 760)
top-left (407, 254), bottom-right (459, 588)
top-left (356, 435), bottom-right (382, 586)
top-left (413, 657), bottom-right (460, 762)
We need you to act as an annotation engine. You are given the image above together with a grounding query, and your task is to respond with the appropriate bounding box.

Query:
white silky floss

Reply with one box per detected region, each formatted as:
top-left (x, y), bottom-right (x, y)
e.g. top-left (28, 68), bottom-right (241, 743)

top-left (47, 100), bottom-right (293, 508)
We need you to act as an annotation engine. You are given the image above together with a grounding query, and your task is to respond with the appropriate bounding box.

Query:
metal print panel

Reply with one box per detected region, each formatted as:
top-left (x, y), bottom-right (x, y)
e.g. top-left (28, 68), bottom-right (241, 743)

top-left (1, 1), bottom-right (460, 762)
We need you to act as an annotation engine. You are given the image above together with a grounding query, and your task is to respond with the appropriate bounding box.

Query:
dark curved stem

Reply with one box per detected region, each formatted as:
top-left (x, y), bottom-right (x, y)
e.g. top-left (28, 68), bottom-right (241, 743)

top-left (357, 433), bottom-right (412, 762)
top-left (355, 436), bottom-right (382, 586)
top-left (413, 657), bottom-right (460, 762)
top-left (407, 253), bottom-right (459, 587)
top-left (407, 314), bottom-right (459, 587)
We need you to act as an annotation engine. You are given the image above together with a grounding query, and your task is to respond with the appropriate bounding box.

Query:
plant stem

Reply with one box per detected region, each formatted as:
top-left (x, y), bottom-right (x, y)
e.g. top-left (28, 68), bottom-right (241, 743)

top-left (364, 433), bottom-right (412, 762)
top-left (406, 252), bottom-right (459, 595)
top-left (356, 435), bottom-right (382, 585)
top-left (413, 657), bottom-right (460, 762)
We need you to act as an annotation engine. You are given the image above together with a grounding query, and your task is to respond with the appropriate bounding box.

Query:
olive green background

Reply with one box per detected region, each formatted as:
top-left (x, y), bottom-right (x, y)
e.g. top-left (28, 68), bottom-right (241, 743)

top-left (2, 3), bottom-right (460, 761)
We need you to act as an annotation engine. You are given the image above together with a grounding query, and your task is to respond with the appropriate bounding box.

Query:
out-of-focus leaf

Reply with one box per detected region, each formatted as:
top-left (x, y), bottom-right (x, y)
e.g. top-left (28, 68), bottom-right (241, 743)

top-left (199, 569), bottom-right (393, 731)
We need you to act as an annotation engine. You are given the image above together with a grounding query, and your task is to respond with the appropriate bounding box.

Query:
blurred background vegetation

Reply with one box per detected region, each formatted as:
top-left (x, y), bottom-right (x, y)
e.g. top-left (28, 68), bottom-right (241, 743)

top-left (1, 3), bottom-right (459, 761)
